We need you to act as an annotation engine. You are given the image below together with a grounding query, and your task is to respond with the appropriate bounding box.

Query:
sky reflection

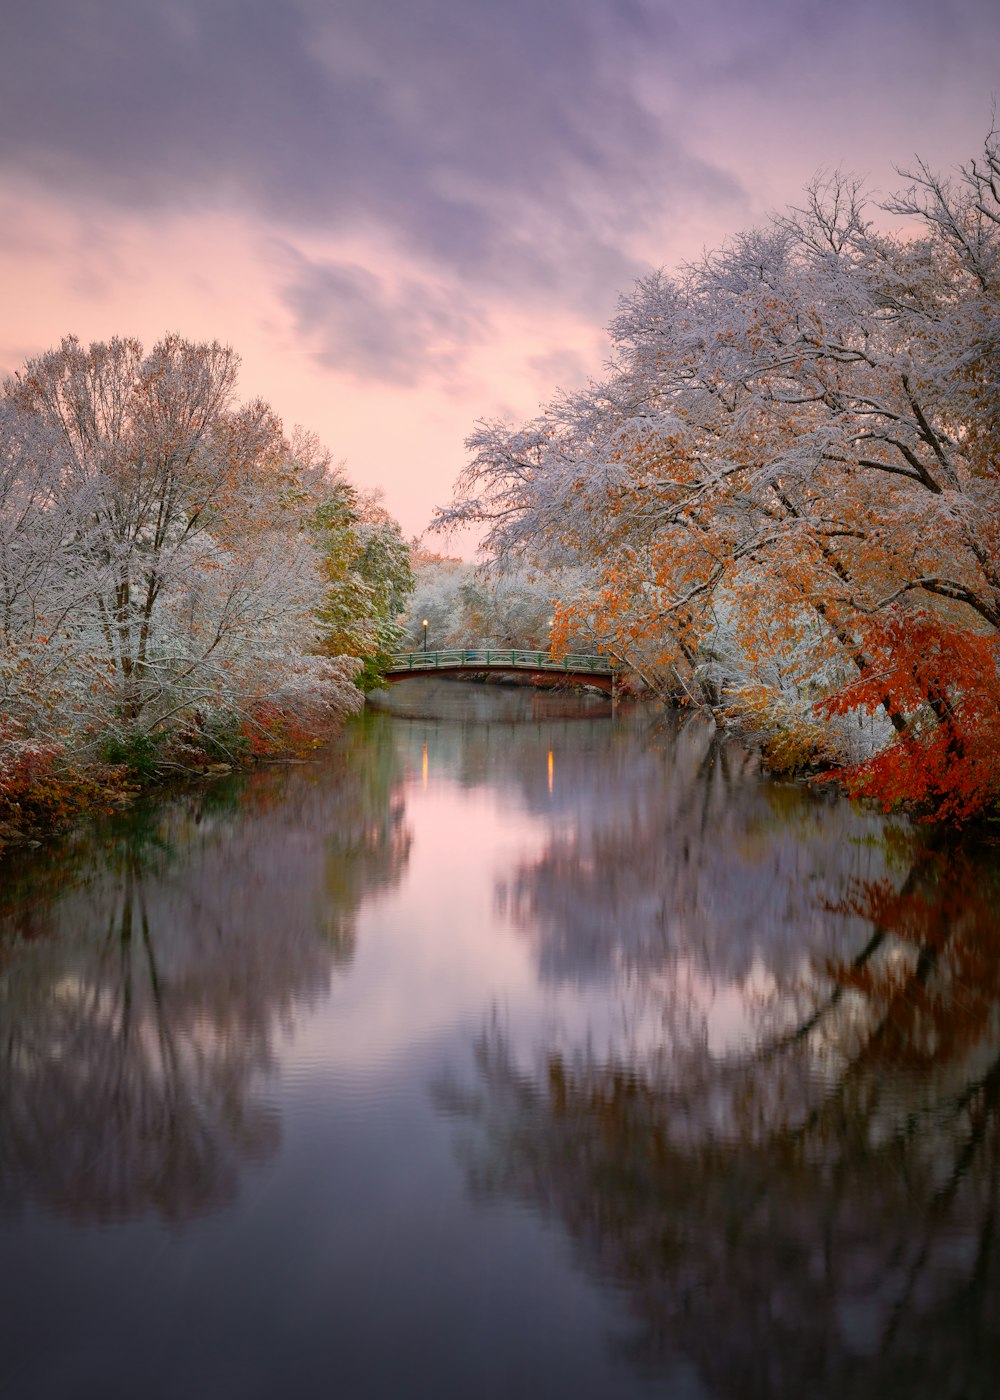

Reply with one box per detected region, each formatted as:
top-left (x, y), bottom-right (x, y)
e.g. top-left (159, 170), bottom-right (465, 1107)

top-left (3, 688), bottom-right (999, 1396)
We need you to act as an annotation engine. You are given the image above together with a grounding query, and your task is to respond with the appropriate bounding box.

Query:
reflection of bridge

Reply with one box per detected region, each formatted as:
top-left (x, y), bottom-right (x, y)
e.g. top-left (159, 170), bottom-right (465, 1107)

top-left (385, 648), bottom-right (618, 693)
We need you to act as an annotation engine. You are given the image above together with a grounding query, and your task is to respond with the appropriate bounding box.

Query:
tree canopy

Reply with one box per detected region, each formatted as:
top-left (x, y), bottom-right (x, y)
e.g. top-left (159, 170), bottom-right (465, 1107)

top-left (440, 133), bottom-right (1000, 821)
top-left (1, 334), bottom-right (412, 820)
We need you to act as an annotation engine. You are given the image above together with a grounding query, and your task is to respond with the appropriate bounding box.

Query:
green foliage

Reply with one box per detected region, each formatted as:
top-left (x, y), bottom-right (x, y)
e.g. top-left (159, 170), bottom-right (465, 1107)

top-left (725, 685), bottom-right (845, 776)
top-left (98, 728), bottom-right (167, 779)
top-left (308, 479), bottom-right (414, 689)
top-left (196, 714), bottom-right (251, 764)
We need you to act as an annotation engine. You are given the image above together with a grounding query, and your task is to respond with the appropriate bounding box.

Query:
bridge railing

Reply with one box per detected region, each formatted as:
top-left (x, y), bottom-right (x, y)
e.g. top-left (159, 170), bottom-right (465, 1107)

top-left (388, 648), bottom-right (614, 674)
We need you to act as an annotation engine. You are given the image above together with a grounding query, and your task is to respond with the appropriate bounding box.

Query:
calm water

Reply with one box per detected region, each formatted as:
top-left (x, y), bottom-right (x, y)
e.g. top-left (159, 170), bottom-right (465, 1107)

top-left (2, 680), bottom-right (999, 1399)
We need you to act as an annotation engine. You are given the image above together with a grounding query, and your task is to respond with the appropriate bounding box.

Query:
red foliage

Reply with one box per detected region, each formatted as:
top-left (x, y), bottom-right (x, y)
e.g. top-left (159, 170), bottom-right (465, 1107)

top-left (239, 699), bottom-right (339, 759)
top-left (823, 853), bottom-right (1000, 1071)
top-left (0, 720), bottom-right (121, 830)
top-left (817, 611), bottom-right (1000, 822)
top-left (1, 722), bottom-right (62, 814)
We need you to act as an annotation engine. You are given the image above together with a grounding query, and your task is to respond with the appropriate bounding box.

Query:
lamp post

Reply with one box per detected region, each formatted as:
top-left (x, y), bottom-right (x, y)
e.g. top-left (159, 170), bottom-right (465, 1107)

top-left (422, 619), bottom-right (428, 655)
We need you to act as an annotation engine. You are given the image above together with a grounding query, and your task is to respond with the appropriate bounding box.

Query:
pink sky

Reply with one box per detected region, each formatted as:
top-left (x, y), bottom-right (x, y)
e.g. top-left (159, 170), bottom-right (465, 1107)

top-left (1, 1), bottom-right (997, 550)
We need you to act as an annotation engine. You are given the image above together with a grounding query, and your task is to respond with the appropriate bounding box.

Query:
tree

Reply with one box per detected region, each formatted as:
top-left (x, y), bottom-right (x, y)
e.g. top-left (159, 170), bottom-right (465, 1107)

top-left (300, 433), bottom-right (414, 690)
top-left (439, 132), bottom-right (1000, 819)
top-left (400, 551), bottom-right (587, 652)
top-left (0, 335), bottom-right (369, 793)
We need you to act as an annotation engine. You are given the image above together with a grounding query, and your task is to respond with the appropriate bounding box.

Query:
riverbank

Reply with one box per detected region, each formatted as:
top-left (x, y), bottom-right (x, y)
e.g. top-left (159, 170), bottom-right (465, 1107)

top-left (0, 692), bottom-right (364, 854)
top-left (5, 673), bottom-right (997, 856)
top-left (0, 751), bottom-right (240, 854)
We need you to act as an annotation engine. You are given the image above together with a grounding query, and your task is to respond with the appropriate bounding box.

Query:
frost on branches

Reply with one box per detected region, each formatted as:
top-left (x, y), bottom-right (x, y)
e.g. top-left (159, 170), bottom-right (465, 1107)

top-left (399, 547), bottom-right (587, 653)
top-left (0, 335), bottom-right (405, 823)
top-left (439, 131), bottom-right (1000, 822)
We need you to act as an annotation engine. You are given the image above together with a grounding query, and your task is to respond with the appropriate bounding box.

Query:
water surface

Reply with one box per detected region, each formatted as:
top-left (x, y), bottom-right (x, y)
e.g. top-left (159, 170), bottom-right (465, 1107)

top-left (2, 680), bottom-right (998, 1398)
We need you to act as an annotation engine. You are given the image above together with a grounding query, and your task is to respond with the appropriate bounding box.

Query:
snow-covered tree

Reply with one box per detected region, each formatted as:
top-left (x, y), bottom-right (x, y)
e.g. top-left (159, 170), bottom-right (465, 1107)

top-left (0, 335), bottom-right (400, 804)
top-left (440, 131), bottom-right (1000, 817)
top-left (302, 438), bottom-right (414, 689)
top-left (400, 551), bottom-right (587, 652)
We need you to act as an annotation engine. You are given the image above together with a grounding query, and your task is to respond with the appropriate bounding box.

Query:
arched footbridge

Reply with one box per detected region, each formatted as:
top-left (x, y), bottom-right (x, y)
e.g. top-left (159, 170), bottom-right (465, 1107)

top-left (385, 648), bottom-right (620, 693)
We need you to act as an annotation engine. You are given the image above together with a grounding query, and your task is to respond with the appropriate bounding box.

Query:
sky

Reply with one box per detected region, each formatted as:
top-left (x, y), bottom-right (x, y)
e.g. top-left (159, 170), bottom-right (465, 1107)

top-left (1, 0), bottom-right (997, 549)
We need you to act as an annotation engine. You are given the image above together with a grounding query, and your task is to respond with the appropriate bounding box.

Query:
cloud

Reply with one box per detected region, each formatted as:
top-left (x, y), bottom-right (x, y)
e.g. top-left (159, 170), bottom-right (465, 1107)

top-left (3, 0), bottom-right (997, 391)
top-left (0, 0), bottom-right (743, 317)
top-left (280, 247), bottom-right (489, 385)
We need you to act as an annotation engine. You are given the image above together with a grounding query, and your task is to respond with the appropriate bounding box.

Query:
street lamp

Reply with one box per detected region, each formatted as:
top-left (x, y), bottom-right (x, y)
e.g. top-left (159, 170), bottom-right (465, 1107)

top-left (422, 619), bottom-right (428, 654)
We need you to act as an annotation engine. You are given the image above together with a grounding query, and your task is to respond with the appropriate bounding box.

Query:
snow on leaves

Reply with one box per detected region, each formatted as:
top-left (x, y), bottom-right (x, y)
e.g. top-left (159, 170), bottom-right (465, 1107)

top-left (440, 131), bottom-right (1000, 821)
top-left (1, 335), bottom-right (400, 817)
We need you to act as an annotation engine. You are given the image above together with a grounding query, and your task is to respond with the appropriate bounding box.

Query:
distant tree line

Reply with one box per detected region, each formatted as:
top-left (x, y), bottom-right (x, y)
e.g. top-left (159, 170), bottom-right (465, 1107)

top-left (400, 548), bottom-right (585, 653)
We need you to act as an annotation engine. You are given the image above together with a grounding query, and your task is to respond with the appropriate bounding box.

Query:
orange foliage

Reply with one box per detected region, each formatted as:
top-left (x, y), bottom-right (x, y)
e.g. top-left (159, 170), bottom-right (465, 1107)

top-left (725, 684), bottom-right (843, 774)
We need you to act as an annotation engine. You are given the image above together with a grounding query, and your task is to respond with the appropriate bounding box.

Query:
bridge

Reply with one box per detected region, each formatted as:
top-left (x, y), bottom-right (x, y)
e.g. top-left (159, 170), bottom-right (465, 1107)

top-left (384, 648), bottom-right (618, 693)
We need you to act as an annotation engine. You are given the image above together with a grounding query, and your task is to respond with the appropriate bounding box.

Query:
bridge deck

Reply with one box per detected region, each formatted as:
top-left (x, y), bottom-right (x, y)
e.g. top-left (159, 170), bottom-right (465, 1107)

top-left (386, 648), bottom-right (615, 683)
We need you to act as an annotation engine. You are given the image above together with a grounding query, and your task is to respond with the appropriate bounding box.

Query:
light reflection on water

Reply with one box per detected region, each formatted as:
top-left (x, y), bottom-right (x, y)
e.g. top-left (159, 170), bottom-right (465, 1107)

top-left (1, 679), bottom-right (998, 1399)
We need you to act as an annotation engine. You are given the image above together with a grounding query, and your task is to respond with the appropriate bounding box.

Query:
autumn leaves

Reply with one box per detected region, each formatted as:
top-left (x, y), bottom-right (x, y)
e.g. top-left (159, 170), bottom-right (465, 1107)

top-left (443, 141), bottom-right (1000, 821)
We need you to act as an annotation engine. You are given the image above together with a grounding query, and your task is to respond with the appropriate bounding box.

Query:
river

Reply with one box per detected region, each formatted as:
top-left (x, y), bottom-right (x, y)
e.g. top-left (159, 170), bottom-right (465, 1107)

top-left (1, 679), bottom-right (998, 1399)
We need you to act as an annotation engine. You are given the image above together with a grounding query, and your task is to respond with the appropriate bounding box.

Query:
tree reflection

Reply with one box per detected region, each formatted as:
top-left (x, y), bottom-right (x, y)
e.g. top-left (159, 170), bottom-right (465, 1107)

top-left (498, 708), bottom-right (895, 996)
top-left (444, 839), bottom-right (1000, 1398)
top-left (0, 716), bottom-right (409, 1224)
